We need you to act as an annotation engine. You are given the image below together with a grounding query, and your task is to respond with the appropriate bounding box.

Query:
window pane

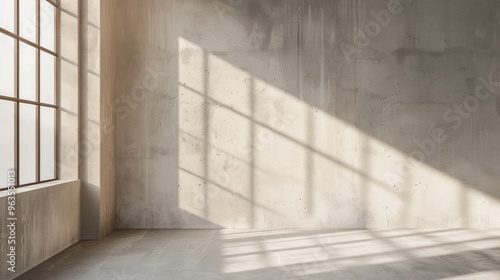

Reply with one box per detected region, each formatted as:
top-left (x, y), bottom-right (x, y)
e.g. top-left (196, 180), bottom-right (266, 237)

top-left (0, 101), bottom-right (15, 186)
top-left (20, 103), bottom-right (36, 185)
top-left (40, 51), bottom-right (55, 104)
top-left (0, 0), bottom-right (15, 32)
top-left (41, 0), bottom-right (56, 51)
top-left (0, 34), bottom-right (15, 97)
top-left (40, 107), bottom-right (55, 181)
top-left (20, 42), bottom-right (37, 101)
top-left (20, 0), bottom-right (37, 42)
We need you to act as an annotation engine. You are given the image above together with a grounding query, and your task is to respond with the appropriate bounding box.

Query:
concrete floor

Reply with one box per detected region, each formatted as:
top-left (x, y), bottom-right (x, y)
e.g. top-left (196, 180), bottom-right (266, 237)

top-left (16, 229), bottom-right (500, 280)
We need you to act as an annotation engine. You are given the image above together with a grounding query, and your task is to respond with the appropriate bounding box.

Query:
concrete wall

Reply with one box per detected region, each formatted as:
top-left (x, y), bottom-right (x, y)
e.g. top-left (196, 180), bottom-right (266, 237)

top-left (113, 0), bottom-right (500, 228)
top-left (100, 0), bottom-right (117, 239)
top-left (0, 180), bottom-right (80, 280)
top-left (80, 0), bottom-right (116, 239)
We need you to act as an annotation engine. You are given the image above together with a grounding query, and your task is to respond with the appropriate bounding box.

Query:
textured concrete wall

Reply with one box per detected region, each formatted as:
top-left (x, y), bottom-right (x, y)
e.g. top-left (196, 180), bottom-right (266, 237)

top-left (0, 180), bottom-right (80, 280)
top-left (100, 0), bottom-right (117, 238)
top-left (80, 0), bottom-right (116, 239)
top-left (113, 0), bottom-right (500, 228)
top-left (80, 0), bottom-right (100, 239)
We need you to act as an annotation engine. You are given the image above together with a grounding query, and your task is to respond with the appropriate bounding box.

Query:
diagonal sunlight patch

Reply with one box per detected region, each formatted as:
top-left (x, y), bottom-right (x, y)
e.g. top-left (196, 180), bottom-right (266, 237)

top-left (219, 229), bottom-right (500, 276)
top-left (178, 37), bottom-right (500, 229)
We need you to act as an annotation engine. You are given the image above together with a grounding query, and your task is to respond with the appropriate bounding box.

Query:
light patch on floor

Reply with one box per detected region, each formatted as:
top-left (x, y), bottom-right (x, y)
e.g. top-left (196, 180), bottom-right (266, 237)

top-left (16, 229), bottom-right (500, 280)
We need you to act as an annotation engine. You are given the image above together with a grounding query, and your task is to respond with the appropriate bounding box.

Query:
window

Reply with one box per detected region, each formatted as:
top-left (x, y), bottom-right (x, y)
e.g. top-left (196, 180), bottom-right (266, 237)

top-left (0, 0), bottom-right (59, 189)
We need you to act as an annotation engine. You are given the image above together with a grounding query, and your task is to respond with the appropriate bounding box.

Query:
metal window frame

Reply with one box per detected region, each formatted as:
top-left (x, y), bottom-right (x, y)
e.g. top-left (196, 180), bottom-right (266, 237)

top-left (0, 0), bottom-right (60, 189)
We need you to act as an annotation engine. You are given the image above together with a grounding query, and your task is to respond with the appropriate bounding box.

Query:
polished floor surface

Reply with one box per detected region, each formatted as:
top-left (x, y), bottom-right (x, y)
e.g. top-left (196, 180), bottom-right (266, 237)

top-left (17, 229), bottom-right (500, 280)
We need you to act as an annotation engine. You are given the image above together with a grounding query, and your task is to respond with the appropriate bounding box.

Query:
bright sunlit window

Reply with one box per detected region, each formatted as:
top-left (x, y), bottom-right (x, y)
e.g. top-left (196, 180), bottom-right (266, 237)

top-left (0, 0), bottom-right (59, 189)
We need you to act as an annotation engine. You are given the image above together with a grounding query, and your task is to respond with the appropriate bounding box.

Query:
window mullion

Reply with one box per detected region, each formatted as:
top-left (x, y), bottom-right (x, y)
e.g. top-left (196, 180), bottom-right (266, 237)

top-left (55, 1), bottom-right (60, 179)
top-left (36, 0), bottom-right (41, 182)
top-left (14, 0), bottom-right (20, 187)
